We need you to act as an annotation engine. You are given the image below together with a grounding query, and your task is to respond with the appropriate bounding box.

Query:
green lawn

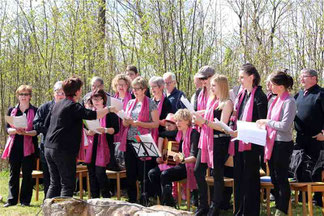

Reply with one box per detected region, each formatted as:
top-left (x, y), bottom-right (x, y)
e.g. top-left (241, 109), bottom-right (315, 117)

top-left (0, 171), bottom-right (321, 215)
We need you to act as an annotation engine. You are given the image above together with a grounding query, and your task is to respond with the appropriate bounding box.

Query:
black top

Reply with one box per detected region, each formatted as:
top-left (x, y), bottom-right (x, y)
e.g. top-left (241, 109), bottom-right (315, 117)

top-left (44, 98), bottom-right (97, 156)
top-left (238, 86), bottom-right (268, 122)
top-left (167, 88), bottom-right (186, 113)
top-left (91, 112), bottom-right (120, 163)
top-left (213, 108), bottom-right (231, 135)
top-left (33, 100), bottom-right (55, 145)
top-left (6, 104), bottom-right (38, 160)
top-left (294, 84), bottom-right (324, 136)
top-left (159, 129), bottom-right (200, 157)
top-left (154, 97), bottom-right (174, 133)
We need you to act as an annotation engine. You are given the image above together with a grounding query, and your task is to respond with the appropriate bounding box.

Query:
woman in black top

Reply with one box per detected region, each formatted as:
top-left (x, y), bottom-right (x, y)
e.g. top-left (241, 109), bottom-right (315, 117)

top-left (85, 89), bottom-right (119, 198)
top-left (229, 64), bottom-right (267, 216)
top-left (193, 75), bottom-right (233, 216)
top-left (3, 85), bottom-right (38, 207)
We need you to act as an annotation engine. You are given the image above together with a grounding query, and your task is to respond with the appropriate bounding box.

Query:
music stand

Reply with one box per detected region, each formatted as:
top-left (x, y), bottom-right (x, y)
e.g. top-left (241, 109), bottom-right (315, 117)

top-left (130, 140), bottom-right (160, 206)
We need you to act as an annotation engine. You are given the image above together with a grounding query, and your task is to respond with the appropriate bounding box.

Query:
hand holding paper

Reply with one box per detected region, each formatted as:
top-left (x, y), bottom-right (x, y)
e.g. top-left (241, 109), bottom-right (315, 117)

top-left (233, 121), bottom-right (267, 146)
top-left (5, 115), bottom-right (28, 128)
top-left (180, 96), bottom-right (195, 113)
top-left (83, 119), bottom-right (102, 134)
top-left (214, 118), bottom-right (233, 133)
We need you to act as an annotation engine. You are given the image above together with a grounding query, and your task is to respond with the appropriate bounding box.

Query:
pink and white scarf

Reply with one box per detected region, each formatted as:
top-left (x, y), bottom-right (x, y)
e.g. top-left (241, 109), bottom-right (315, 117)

top-left (264, 91), bottom-right (289, 161)
top-left (228, 86), bottom-right (257, 155)
top-left (85, 114), bottom-right (110, 167)
top-left (151, 94), bottom-right (165, 143)
top-left (197, 87), bottom-right (208, 111)
top-left (2, 106), bottom-right (35, 159)
top-left (176, 127), bottom-right (197, 190)
top-left (119, 96), bottom-right (150, 152)
top-left (198, 98), bottom-right (219, 168)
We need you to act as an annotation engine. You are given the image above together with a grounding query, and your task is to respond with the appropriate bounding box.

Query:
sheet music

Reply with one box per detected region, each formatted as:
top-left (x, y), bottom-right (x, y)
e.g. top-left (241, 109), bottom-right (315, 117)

top-left (116, 110), bottom-right (127, 119)
top-left (83, 119), bottom-right (102, 134)
top-left (110, 97), bottom-right (123, 111)
top-left (138, 134), bottom-right (162, 157)
top-left (5, 115), bottom-right (28, 128)
top-left (233, 121), bottom-right (266, 146)
top-left (180, 96), bottom-right (195, 113)
top-left (214, 118), bottom-right (233, 132)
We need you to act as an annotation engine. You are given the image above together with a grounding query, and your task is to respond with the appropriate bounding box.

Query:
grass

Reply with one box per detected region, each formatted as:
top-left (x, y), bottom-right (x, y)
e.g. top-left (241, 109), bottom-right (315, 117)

top-left (0, 171), bottom-right (321, 216)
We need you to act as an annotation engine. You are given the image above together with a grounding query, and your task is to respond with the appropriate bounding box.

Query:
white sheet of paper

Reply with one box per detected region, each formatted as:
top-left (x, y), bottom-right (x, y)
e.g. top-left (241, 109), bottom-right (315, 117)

top-left (214, 118), bottom-right (233, 132)
top-left (234, 121), bottom-right (266, 146)
top-left (117, 110), bottom-right (127, 119)
top-left (110, 97), bottom-right (123, 111)
top-left (180, 96), bottom-right (195, 113)
top-left (5, 115), bottom-right (28, 128)
top-left (84, 119), bottom-right (102, 134)
top-left (138, 133), bottom-right (162, 157)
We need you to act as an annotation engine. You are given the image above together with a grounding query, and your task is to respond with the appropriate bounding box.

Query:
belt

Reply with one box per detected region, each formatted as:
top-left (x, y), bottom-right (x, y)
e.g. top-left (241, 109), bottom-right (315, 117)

top-left (213, 134), bottom-right (230, 138)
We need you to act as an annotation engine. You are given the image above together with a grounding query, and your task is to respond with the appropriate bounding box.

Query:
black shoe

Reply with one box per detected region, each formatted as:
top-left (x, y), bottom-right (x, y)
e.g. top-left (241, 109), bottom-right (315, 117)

top-left (21, 203), bottom-right (30, 207)
top-left (4, 203), bottom-right (16, 207)
top-left (194, 208), bottom-right (209, 216)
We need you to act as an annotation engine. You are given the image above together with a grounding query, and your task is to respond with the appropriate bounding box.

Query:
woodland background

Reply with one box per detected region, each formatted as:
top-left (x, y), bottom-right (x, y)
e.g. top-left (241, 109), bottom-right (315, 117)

top-left (0, 0), bottom-right (323, 148)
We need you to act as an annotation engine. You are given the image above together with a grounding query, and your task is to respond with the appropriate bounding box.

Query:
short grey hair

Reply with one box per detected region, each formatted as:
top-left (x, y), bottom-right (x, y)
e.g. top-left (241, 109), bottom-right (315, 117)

top-left (163, 72), bottom-right (176, 81)
top-left (91, 76), bottom-right (104, 85)
top-left (53, 81), bottom-right (63, 91)
top-left (149, 76), bottom-right (165, 88)
top-left (301, 68), bottom-right (318, 77)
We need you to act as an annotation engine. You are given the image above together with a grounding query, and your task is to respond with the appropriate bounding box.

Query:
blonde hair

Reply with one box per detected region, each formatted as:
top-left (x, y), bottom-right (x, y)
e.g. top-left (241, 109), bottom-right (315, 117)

top-left (132, 76), bottom-right (148, 90)
top-left (210, 74), bottom-right (230, 110)
top-left (16, 85), bottom-right (32, 97)
top-left (111, 74), bottom-right (132, 93)
top-left (173, 109), bottom-right (192, 126)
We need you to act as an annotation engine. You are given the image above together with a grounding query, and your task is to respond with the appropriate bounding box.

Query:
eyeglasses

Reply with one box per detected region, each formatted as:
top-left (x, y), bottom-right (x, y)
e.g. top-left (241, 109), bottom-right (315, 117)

top-left (55, 92), bottom-right (65, 96)
top-left (133, 87), bottom-right (143, 92)
top-left (164, 81), bottom-right (174, 85)
top-left (117, 84), bottom-right (127, 88)
top-left (199, 77), bottom-right (209, 81)
top-left (150, 85), bottom-right (159, 89)
top-left (299, 75), bottom-right (314, 79)
top-left (92, 98), bottom-right (103, 102)
top-left (18, 93), bottom-right (30, 96)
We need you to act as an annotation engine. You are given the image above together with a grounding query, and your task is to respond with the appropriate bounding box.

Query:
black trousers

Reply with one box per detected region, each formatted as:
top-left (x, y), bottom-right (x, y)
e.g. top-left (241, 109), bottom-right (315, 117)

top-left (194, 137), bottom-right (230, 210)
top-left (39, 144), bottom-right (51, 198)
top-left (87, 163), bottom-right (110, 198)
top-left (148, 164), bottom-right (187, 198)
top-left (234, 142), bottom-right (263, 216)
top-left (45, 147), bottom-right (77, 198)
top-left (125, 141), bottom-right (156, 202)
top-left (7, 155), bottom-right (34, 205)
top-left (269, 141), bottom-right (293, 214)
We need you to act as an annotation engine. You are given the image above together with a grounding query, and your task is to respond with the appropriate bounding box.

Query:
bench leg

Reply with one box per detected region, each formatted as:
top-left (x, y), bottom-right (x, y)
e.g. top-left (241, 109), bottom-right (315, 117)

top-left (295, 190), bottom-right (298, 205)
top-left (177, 182), bottom-right (181, 207)
top-left (266, 188), bottom-right (271, 216)
top-left (288, 197), bottom-right (292, 216)
top-left (307, 185), bottom-right (313, 216)
top-left (117, 173), bottom-right (120, 200)
top-left (79, 172), bottom-right (83, 199)
top-left (186, 186), bottom-right (190, 210)
top-left (87, 172), bottom-right (91, 199)
top-left (36, 177), bottom-right (39, 201)
top-left (302, 192), bottom-right (307, 216)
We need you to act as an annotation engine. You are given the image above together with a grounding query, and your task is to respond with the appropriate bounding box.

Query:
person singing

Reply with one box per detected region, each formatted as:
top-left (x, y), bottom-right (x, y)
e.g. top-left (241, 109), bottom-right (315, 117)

top-left (193, 75), bottom-right (233, 216)
top-left (257, 71), bottom-right (296, 215)
top-left (85, 89), bottom-right (119, 198)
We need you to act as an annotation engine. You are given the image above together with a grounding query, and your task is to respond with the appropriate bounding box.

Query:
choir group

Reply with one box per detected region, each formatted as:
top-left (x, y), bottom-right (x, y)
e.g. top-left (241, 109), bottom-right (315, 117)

top-left (2, 64), bottom-right (324, 216)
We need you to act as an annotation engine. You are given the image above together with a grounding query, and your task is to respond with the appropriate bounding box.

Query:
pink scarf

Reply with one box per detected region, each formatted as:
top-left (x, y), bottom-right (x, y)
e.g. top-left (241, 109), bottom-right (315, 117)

top-left (151, 94), bottom-right (165, 144)
top-left (176, 127), bottom-right (197, 190)
top-left (114, 91), bottom-right (132, 144)
top-left (198, 98), bottom-right (219, 168)
top-left (2, 106), bottom-right (35, 159)
top-left (264, 91), bottom-right (289, 162)
top-left (197, 87), bottom-right (208, 111)
top-left (119, 96), bottom-right (150, 152)
top-left (228, 86), bottom-right (257, 155)
top-left (85, 115), bottom-right (110, 167)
